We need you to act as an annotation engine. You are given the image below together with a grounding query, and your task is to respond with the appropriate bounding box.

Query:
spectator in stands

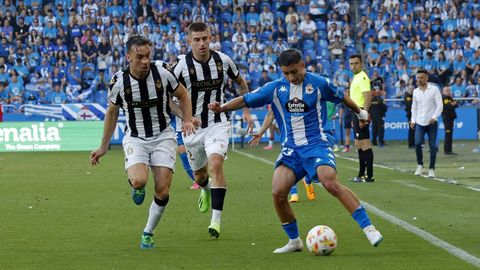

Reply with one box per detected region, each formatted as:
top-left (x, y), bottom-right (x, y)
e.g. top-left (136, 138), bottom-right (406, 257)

top-left (327, 22), bottom-right (342, 43)
top-left (258, 70), bottom-right (272, 87)
top-left (0, 65), bottom-right (9, 83)
top-left (137, 0), bottom-right (153, 18)
top-left (274, 17), bottom-right (288, 40)
top-left (272, 37), bottom-right (289, 56)
top-left (259, 4), bottom-right (274, 32)
top-left (451, 76), bottom-right (467, 100)
top-left (466, 49), bottom-right (480, 80)
top-left (367, 46), bottom-right (381, 67)
top-left (82, 39), bottom-right (97, 64)
top-left (12, 58), bottom-right (29, 83)
top-left (285, 6), bottom-right (299, 25)
top-left (299, 14), bottom-right (316, 40)
top-left (435, 51), bottom-right (451, 86)
top-left (328, 35), bottom-right (345, 61)
top-left (309, 0), bottom-right (328, 22)
top-left (14, 16), bottom-right (29, 44)
top-left (457, 10), bottom-right (470, 37)
top-left (233, 35), bottom-right (248, 63)
top-left (50, 84), bottom-right (67, 104)
top-left (231, 7), bottom-right (245, 26)
top-left (6, 71), bottom-right (24, 104)
top-left (0, 82), bottom-right (8, 103)
top-left (97, 37), bottom-right (112, 67)
top-left (452, 54), bottom-right (467, 79)
top-left (287, 24), bottom-right (301, 49)
top-left (246, 6), bottom-right (260, 27)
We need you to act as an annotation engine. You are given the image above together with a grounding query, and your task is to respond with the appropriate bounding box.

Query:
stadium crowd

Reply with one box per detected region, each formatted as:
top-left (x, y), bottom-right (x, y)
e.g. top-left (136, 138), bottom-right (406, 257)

top-left (0, 0), bottom-right (479, 108)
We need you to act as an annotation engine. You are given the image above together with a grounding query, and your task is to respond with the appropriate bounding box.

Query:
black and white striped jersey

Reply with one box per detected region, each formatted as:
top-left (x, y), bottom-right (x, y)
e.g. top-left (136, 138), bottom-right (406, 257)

top-left (173, 50), bottom-right (239, 128)
top-left (108, 60), bottom-right (179, 138)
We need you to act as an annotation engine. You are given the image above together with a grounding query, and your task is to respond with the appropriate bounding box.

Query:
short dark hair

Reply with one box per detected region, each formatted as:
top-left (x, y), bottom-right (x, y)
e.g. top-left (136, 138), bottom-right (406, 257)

top-left (349, 54), bottom-right (363, 62)
top-left (417, 68), bottom-right (429, 75)
top-left (188, 22), bottom-right (209, 35)
top-left (278, 49), bottom-right (303, 67)
top-left (126, 35), bottom-right (152, 53)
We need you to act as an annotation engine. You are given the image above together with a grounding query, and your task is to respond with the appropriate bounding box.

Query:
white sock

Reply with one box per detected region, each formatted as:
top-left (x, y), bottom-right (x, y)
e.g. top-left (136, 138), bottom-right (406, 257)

top-left (211, 209), bottom-right (222, 225)
top-left (202, 179), bottom-right (211, 192)
top-left (269, 140), bottom-right (274, 146)
top-left (143, 200), bottom-right (166, 234)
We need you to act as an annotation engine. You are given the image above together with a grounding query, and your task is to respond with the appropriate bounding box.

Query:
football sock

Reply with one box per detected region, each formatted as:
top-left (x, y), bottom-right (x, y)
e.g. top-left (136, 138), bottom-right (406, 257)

top-left (211, 188), bottom-right (226, 225)
top-left (179, 152), bottom-right (194, 181)
top-left (351, 206), bottom-right (372, 229)
top-left (357, 149), bottom-right (366, 177)
top-left (211, 188), bottom-right (226, 210)
top-left (281, 220), bottom-right (299, 239)
top-left (269, 139), bottom-right (274, 147)
top-left (290, 184), bottom-right (298, 195)
top-left (144, 196), bottom-right (169, 234)
top-left (364, 149), bottom-right (374, 178)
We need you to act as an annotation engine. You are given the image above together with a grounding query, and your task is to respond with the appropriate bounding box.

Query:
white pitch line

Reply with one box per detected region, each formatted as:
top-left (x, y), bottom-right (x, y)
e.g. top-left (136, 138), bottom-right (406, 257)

top-left (363, 201), bottom-right (480, 268)
top-left (391, 180), bottom-right (430, 191)
top-left (233, 149), bottom-right (480, 268)
top-left (336, 154), bottom-right (480, 193)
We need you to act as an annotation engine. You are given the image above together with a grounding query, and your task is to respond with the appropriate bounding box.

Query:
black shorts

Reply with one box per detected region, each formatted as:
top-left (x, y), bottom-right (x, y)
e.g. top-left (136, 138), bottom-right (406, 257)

top-left (343, 109), bottom-right (352, 129)
top-left (352, 112), bottom-right (370, 140)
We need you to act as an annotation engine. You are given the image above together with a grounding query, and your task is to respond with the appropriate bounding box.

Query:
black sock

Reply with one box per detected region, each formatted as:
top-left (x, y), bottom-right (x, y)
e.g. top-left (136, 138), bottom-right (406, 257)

top-left (357, 149), bottom-right (366, 177)
top-left (364, 149), bottom-right (374, 178)
top-left (211, 188), bottom-right (227, 211)
top-left (154, 196), bottom-right (169, 206)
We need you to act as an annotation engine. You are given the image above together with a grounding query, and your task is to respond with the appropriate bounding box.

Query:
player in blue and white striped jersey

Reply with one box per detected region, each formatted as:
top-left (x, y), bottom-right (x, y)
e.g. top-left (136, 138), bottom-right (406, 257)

top-left (209, 49), bottom-right (383, 253)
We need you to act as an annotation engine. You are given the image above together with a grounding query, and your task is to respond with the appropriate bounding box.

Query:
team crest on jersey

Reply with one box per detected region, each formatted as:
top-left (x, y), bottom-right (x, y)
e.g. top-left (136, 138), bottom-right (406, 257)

top-left (279, 85), bottom-right (287, 92)
top-left (125, 87), bottom-right (132, 95)
top-left (216, 62), bottom-right (223, 72)
top-left (155, 80), bottom-right (163, 91)
top-left (286, 97), bottom-right (309, 113)
top-left (109, 76), bottom-right (117, 87)
top-left (306, 83), bottom-right (314, 94)
top-left (189, 67), bottom-right (195, 75)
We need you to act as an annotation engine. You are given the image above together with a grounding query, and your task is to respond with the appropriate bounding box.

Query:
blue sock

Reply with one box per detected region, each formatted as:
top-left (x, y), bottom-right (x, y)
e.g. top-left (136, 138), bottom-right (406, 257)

top-left (281, 220), bottom-right (299, 239)
top-left (290, 184), bottom-right (297, 195)
top-left (352, 206), bottom-right (372, 229)
top-left (179, 152), bottom-right (194, 181)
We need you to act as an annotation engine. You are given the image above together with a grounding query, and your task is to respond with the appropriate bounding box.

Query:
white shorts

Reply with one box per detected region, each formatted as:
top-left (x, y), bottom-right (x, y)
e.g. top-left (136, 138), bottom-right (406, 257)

top-left (182, 122), bottom-right (230, 171)
top-left (122, 126), bottom-right (177, 171)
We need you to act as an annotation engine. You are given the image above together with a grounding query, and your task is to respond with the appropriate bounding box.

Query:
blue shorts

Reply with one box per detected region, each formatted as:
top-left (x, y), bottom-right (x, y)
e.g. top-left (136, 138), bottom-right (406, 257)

top-left (275, 144), bottom-right (336, 183)
top-left (176, 131), bottom-right (184, 146)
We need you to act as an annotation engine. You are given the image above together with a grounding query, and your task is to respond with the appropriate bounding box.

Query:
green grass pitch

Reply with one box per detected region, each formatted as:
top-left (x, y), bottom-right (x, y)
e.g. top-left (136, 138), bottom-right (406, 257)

top-left (0, 141), bottom-right (479, 269)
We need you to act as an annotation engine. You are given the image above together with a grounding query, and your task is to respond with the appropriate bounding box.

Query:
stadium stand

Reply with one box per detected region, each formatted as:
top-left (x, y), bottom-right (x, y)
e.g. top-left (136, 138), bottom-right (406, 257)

top-left (0, 0), bottom-right (478, 109)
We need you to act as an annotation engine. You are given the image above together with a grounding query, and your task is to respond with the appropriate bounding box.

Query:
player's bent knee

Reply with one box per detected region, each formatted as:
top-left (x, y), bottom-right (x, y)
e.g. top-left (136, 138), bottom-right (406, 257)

top-left (272, 188), bottom-right (288, 202)
top-left (130, 177), bottom-right (148, 189)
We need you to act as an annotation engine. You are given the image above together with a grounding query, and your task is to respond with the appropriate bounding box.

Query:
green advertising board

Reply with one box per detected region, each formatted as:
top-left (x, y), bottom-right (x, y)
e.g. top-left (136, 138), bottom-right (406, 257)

top-left (0, 121), bottom-right (103, 152)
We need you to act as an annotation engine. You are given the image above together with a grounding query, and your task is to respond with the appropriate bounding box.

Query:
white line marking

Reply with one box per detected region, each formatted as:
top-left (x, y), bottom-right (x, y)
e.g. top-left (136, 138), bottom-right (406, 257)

top-left (336, 154), bottom-right (480, 192)
top-left (391, 180), bottom-right (429, 191)
top-left (233, 149), bottom-right (480, 268)
top-left (363, 202), bottom-right (480, 268)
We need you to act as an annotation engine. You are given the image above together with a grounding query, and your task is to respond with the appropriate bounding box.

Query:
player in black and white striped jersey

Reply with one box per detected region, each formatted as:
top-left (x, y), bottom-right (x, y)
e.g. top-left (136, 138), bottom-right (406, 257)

top-left (172, 22), bottom-right (254, 238)
top-left (90, 35), bottom-right (196, 249)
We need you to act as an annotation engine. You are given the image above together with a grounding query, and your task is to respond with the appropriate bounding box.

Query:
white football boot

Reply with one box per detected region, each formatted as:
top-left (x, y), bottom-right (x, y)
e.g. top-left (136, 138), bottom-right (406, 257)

top-left (273, 238), bottom-right (304, 253)
top-left (363, 225), bottom-right (384, 247)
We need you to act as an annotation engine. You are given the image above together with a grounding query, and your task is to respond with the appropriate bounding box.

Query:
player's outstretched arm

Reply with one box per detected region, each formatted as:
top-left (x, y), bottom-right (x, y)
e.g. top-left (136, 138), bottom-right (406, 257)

top-left (208, 96), bottom-right (247, 113)
top-left (173, 84), bottom-right (197, 136)
top-left (90, 102), bottom-right (120, 166)
top-left (249, 109), bottom-right (274, 147)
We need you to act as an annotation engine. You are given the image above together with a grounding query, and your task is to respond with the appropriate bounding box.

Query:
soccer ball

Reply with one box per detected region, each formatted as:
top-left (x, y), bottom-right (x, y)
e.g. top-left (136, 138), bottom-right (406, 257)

top-left (306, 225), bottom-right (337, 256)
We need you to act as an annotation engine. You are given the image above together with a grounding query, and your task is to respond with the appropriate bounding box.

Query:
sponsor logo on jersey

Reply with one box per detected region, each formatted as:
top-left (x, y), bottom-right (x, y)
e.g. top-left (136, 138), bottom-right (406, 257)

top-left (286, 97), bottom-right (309, 113)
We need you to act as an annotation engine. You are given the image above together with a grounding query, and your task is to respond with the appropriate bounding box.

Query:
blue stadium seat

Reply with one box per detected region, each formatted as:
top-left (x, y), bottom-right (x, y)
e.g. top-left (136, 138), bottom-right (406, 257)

top-left (220, 12), bottom-right (232, 23)
top-left (275, 11), bottom-right (285, 20)
top-left (303, 49), bottom-right (316, 60)
top-left (94, 90), bottom-right (108, 104)
top-left (316, 21), bottom-right (327, 31)
top-left (303, 40), bottom-right (315, 51)
top-left (261, 30), bottom-right (272, 41)
top-left (221, 40), bottom-right (232, 50)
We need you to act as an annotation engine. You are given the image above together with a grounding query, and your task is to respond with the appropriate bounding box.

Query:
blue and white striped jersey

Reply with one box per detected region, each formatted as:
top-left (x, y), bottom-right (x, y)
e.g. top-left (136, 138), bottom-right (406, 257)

top-left (244, 72), bottom-right (344, 148)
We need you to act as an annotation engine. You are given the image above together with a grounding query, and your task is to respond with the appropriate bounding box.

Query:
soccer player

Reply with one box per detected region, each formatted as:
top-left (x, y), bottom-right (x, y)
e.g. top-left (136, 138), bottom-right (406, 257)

top-left (349, 54), bottom-right (375, 183)
top-left (90, 35), bottom-right (196, 249)
top-left (411, 69), bottom-right (443, 178)
top-left (249, 109), bottom-right (316, 203)
top-left (172, 22), bottom-right (254, 238)
top-left (209, 49), bottom-right (383, 253)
